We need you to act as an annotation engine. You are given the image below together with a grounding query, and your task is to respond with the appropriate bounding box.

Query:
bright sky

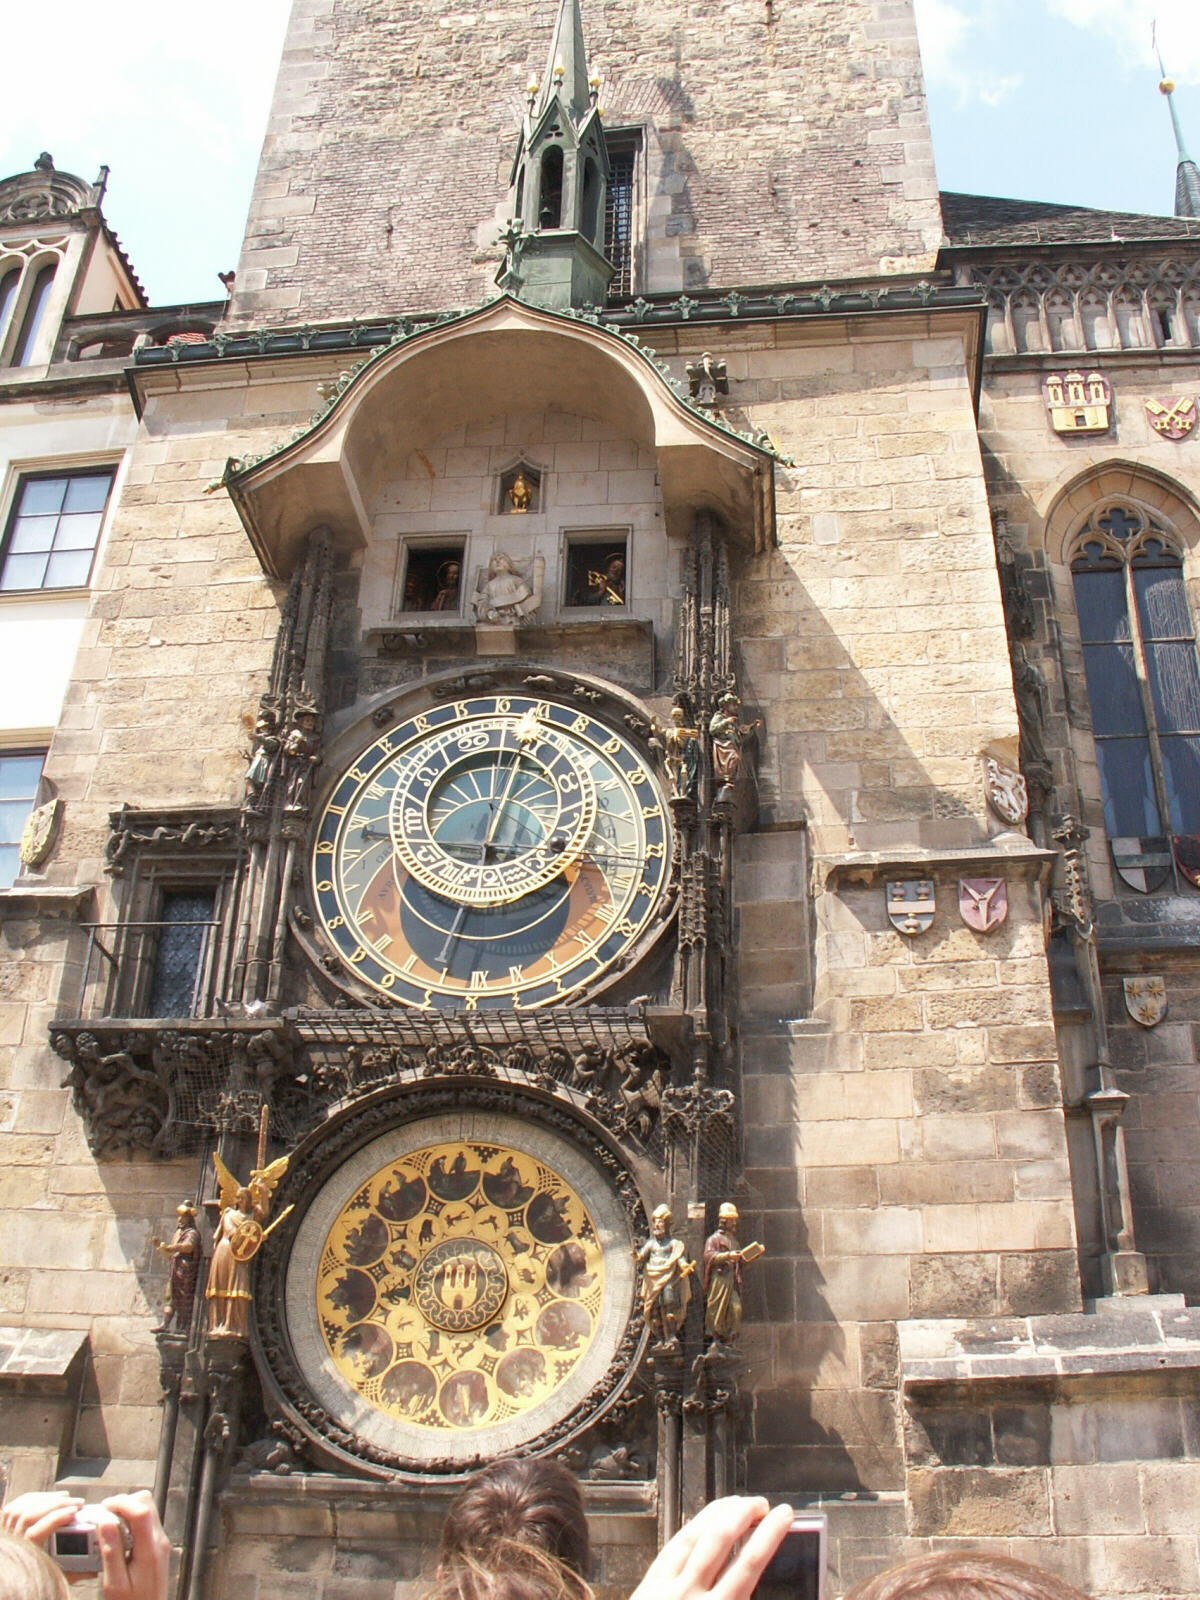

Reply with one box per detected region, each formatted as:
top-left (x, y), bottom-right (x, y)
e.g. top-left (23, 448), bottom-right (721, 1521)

top-left (2, 0), bottom-right (1199, 307)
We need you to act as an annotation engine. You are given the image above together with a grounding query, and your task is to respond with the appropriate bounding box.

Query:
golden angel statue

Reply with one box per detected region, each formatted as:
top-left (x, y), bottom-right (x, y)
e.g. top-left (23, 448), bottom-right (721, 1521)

top-left (206, 1111), bottom-right (291, 1337)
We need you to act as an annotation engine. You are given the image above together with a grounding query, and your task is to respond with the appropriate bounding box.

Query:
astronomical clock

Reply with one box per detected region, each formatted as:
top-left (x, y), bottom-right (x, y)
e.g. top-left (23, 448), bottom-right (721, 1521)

top-left (252, 672), bottom-right (702, 1477)
top-left (310, 692), bottom-right (671, 1010)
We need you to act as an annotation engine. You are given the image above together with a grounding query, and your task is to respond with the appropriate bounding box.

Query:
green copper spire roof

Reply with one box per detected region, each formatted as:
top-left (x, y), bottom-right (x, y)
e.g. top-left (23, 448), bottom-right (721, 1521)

top-left (538, 0), bottom-right (594, 124)
top-left (1156, 43), bottom-right (1200, 219)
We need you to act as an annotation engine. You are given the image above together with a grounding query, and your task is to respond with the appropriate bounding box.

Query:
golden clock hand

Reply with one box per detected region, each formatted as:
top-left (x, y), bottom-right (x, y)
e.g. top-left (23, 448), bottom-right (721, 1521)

top-left (481, 713), bottom-right (540, 854)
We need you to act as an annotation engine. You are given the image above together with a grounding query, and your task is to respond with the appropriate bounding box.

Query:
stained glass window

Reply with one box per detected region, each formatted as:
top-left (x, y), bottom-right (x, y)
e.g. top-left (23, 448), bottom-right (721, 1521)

top-left (1070, 507), bottom-right (1200, 852)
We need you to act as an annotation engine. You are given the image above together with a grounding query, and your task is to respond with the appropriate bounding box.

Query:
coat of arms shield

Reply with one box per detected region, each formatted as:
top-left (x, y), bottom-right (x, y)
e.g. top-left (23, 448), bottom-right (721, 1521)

top-left (1110, 836), bottom-right (1172, 894)
top-left (886, 879), bottom-right (935, 935)
top-left (958, 877), bottom-right (1008, 933)
top-left (1144, 396), bottom-right (1196, 440)
top-left (983, 756), bottom-right (1028, 825)
top-left (1123, 976), bottom-right (1167, 1028)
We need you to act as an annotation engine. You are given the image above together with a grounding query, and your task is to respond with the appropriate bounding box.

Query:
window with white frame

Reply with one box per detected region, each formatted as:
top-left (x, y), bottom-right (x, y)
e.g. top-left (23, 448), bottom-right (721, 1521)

top-left (0, 467), bottom-right (115, 592)
top-left (1069, 505), bottom-right (1200, 856)
top-left (0, 750), bottom-right (46, 887)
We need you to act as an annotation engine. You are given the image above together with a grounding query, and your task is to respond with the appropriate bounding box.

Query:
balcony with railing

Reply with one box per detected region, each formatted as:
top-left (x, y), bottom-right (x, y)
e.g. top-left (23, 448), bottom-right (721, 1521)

top-left (73, 917), bottom-right (223, 1022)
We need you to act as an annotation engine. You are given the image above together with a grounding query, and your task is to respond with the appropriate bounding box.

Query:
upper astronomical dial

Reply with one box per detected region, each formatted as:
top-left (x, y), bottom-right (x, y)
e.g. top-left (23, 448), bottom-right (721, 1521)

top-left (312, 693), bottom-right (671, 1009)
top-left (389, 708), bottom-right (598, 907)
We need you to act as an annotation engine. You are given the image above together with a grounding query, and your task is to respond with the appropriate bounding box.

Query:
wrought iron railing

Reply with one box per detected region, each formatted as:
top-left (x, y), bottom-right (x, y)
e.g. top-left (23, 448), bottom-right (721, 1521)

top-left (73, 920), bottom-right (223, 1021)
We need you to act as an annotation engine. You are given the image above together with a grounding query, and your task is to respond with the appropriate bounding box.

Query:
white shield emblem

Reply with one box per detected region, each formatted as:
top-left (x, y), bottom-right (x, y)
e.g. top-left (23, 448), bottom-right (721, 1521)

top-left (886, 880), bottom-right (935, 935)
top-left (958, 878), bottom-right (1008, 933)
top-left (1110, 836), bottom-right (1171, 895)
top-left (1123, 976), bottom-right (1167, 1029)
top-left (984, 756), bottom-right (1028, 825)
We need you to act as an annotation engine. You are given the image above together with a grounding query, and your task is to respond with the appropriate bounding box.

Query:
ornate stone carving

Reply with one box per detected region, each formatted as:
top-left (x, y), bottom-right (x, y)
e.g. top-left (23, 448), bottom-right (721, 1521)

top-left (1051, 814), bottom-right (1094, 937)
top-left (104, 806), bottom-right (237, 875)
top-left (51, 1030), bottom-right (171, 1158)
top-left (659, 1082), bottom-right (736, 1145)
top-left (236, 1417), bottom-right (307, 1475)
top-left (685, 352), bottom-right (729, 406)
top-left (983, 755), bottom-right (1029, 825)
top-left (967, 254), bottom-right (1200, 359)
top-left (0, 155), bottom-right (100, 224)
top-left (19, 797), bottom-right (62, 870)
top-left (471, 552), bottom-right (545, 624)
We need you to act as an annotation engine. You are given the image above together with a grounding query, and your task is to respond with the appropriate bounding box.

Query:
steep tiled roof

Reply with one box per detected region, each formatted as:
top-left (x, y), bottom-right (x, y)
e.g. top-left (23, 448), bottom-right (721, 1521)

top-left (940, 190), bottom-right (1200, 248)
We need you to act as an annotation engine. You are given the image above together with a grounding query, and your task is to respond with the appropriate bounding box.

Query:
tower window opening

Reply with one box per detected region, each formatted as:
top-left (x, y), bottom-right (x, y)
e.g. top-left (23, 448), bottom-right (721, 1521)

top-left (604, 141), bottom-right (637, 297)
top-left (581, 158), bottom-right (601, 245)
top-left (539, 146), bottom-right (564, 229)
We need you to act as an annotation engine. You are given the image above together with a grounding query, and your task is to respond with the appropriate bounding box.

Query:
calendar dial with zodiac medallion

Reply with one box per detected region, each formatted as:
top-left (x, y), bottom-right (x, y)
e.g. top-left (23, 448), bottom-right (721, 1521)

top-left (311, 693), bottom-right (671, 1008)
top-left (281, 1111), bottom-right (638, 1468)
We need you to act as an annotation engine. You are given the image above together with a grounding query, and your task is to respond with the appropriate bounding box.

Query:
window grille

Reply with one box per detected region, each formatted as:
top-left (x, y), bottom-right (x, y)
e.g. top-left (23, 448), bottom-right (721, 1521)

top-left (147, 890), bottom-right (218, 1017)
top-left (604, 146), bottom-right (637, 297)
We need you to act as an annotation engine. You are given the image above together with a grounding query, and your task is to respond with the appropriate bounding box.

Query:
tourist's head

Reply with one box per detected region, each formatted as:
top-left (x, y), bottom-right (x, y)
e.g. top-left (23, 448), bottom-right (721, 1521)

top-left (430, 1541), bottom-right (588, 1600)
top-left (0, 1530), bottom-right (69, 1600)
top-left (843, 1552), bottom-right (1090, 1600)
top-left (440, 1459), bottom-right (589, 1584)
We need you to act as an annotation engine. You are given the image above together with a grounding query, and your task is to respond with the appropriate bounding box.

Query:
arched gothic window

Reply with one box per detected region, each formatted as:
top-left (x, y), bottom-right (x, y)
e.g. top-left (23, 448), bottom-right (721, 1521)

top-left (0, 268), bottom-right (19, 345)
top-left (12, 262), bottom-right (56, 366)
top-left (1070, 505), bottom-right (1200, 860)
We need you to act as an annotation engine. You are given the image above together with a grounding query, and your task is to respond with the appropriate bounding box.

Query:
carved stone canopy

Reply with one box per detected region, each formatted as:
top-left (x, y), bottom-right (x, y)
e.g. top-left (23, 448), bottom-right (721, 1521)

top-left (0, 158), bottom-right (102, 226)
top-left (221, 297), bottom-right (775, 577)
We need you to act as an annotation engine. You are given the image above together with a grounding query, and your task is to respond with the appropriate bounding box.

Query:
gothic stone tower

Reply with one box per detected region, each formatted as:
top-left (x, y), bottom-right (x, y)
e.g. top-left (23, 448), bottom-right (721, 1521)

top-left (8, 2), bottom-right (1200, 1598)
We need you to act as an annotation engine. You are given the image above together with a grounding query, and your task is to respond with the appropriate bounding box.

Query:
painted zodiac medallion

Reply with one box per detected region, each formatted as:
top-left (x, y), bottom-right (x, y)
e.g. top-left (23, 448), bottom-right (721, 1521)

top-left (309, 1131), bottom-right (611, 1447)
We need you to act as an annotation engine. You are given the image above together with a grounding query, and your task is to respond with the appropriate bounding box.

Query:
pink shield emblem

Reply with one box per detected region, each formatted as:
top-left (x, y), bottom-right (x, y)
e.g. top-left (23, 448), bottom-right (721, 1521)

top-left (958, 878), bottom-right (1008, 933)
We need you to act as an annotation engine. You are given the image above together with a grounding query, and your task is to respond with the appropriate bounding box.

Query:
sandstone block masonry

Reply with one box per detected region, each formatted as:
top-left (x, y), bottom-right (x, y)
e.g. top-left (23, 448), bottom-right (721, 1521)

top-left (230, 0), bottom-right (943, 326)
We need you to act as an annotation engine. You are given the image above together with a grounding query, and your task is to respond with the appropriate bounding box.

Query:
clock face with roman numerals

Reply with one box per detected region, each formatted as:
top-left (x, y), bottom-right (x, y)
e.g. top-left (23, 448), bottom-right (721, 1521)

top-left (311, 693), bottom-right (671, 1009)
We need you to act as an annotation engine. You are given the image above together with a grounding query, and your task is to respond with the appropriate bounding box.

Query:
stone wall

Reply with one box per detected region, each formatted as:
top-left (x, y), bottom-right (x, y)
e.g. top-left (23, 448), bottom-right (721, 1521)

top-left (230, 0), bottom-right (943, 326)
top-left (898, 1302), bottom-right (1200, 1600)
top-left (979, 352), bottom-right (1200, 1303)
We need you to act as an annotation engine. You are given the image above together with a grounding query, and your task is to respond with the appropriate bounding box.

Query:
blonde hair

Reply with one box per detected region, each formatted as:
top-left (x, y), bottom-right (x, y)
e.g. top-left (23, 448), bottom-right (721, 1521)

top-left (429, 1538), bottom-right (591, 1600)
top-left (843, 1552), bottom-right (1089, 1600)
top-left (0, 1531), bottom-right (69, 1600)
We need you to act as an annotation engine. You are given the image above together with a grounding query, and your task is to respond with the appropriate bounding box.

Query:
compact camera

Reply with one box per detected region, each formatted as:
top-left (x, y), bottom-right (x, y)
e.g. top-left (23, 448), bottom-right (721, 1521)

top-left (49, 1508), bottom-right (132, 1575)
top-left (751, 1515), bottom-right (828, 1600)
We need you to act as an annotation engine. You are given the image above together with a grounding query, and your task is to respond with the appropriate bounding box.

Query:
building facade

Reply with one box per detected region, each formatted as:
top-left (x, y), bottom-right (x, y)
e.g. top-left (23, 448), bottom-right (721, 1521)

top-left (1, 3), bottom-right (1200, 1598)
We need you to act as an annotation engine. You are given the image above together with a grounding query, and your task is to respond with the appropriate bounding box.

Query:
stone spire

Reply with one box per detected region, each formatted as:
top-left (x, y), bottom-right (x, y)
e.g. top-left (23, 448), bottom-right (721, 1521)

top-left (538, 0), bottom-right (593, 125)
top-left (1157, 44), bottom-right (1200, 218)
top-left (496, 0), bottom-right (613, 310)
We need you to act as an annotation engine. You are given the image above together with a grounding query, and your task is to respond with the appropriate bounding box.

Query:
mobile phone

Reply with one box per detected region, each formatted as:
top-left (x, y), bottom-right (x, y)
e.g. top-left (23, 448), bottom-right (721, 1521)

top-left (50, 1508), bottom-right (132, 1574)
top-left (751, 1515), bottom-right (827, 1600)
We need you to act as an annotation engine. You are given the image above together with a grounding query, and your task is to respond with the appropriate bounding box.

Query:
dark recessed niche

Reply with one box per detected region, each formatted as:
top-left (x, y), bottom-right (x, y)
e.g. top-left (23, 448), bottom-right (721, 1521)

top-left (498, 463), bottom-right (541, 515)
top-left (565, 537), bottom-right (627, 608)
top-left (397, 543), bottom-right (465, 613)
